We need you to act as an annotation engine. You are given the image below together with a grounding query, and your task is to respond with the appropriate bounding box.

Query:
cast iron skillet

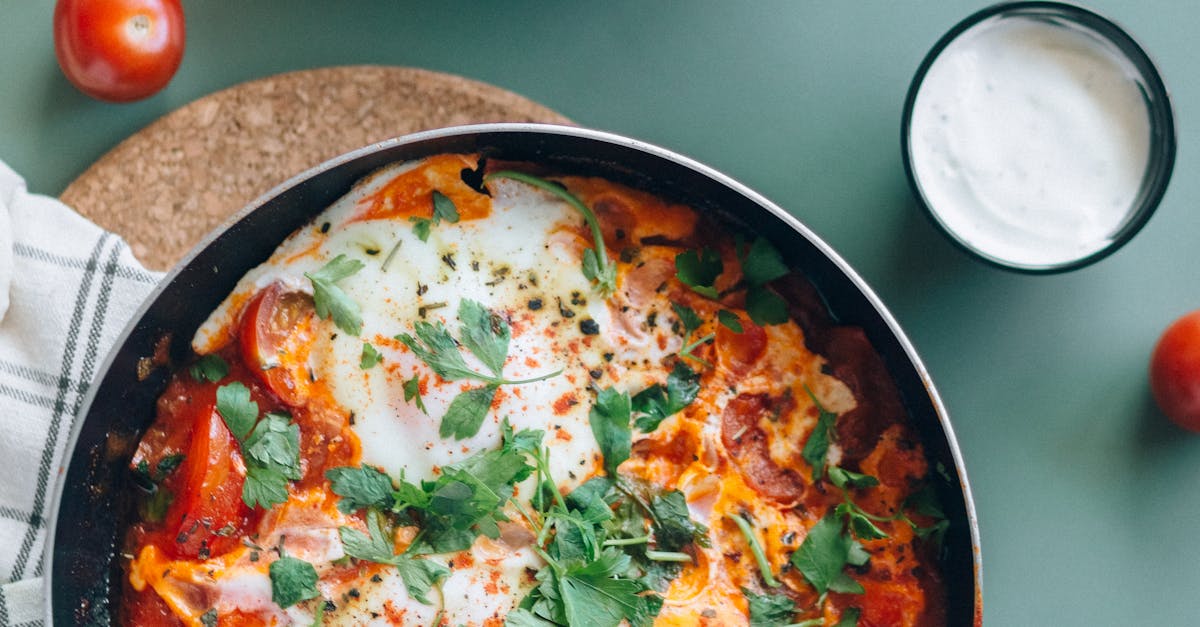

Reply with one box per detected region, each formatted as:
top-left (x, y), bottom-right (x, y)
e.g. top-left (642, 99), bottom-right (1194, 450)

top-left (45, 124), bottom-right (982, 625)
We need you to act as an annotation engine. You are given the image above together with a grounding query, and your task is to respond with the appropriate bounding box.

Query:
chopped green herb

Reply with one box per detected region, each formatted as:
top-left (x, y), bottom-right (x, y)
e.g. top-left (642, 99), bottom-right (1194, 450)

top-left (403, 374), bottom-right (427, 414)
top-left (728, 513), bottom-right (781, 587)
top-left (215, 381), bottom-right (258, 442)
top-left (189, 354), bottom-right (230, 383)
top-left (631, 362), bottom-right (700, 432)
top-left (739, 237), bottom-right (789, 286)
top-left (486, 171), bottom-right (616, 297)
top-left (671, 302), bottom-right (703, 334)
top-left (439, 384), bottom-right (499, 440)
top-left (338, 511), bottom-right (449, 604)
top-left (800, 386), bottom-right (837, 481)
top-left (835, 607), bottom-right (862, 627)
top-left (457, 298), bottom-right (511, 377)
top-left (589, 387), bottom-right (632, 477)
top-left (745, 286), bottom-right (789, 326)
top-left (717, 309), bottom-right (744, 333)
top-left (305, 254), bottom-right (365, 335)
top-left (327, 464), bottom-right (396, 513)
top-left (674, 248), bottom-right (723, 299)
top-left (360, 342), bottom-right (382, 369)
top-left (269, 555), bottom-right (320, 608)
top-left (790, 511), bottom-right (864, 596)
top-left (744, 587), bottom-right (796, 626)
top-left (199, 608), bottom-right (219, 627)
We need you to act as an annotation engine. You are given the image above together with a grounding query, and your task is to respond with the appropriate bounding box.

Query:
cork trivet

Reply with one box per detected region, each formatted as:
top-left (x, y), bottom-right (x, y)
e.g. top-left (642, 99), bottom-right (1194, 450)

top-left (60, 65), bottom-right (572, 270)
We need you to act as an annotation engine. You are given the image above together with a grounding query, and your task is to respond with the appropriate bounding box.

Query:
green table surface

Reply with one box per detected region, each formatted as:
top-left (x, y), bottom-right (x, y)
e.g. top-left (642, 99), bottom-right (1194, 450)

top-left (3, 1), bottom-right (1198, 624)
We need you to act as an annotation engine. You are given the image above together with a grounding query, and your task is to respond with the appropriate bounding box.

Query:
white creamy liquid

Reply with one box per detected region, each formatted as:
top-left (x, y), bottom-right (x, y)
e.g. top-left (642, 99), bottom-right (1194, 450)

top-left (909, 16), bottom-right (1151, 267)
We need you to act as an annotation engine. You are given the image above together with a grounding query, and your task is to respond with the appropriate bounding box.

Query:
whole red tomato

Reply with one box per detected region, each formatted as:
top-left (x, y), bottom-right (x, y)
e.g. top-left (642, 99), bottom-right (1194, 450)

top-left (1150, 310), bottom-right (1200, 431)
top-left (53, 0), bottom-right (185, 102)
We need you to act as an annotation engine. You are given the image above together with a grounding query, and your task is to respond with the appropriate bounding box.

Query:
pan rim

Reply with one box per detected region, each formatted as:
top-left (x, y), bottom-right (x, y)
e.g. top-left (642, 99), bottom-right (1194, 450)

top-left (44, 122), bottom-right (982, 623)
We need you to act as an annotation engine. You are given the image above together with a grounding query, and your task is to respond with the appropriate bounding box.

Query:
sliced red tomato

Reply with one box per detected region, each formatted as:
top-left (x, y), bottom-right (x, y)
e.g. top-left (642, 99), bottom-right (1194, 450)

top-left (239, 282), bottom-right (317, 406)
top-left (161, 386), bottom-right (250, 559)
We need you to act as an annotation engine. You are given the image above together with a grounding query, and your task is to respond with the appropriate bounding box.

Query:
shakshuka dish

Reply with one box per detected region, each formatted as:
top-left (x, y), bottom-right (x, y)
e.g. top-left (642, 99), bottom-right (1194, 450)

top-left (119, 154), bottom-right (949, 626)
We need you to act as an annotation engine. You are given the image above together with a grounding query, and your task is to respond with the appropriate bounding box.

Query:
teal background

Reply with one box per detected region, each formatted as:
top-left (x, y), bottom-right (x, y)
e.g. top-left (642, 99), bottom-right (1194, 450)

top-left (3, 1), bottom-right (1198, 624)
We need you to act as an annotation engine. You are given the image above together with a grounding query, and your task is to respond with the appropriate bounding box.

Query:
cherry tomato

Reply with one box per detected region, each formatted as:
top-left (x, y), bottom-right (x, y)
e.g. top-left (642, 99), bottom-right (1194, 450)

top-left (1150, 309), bottom-right (1200, 431)
top-left (162, 388), bottom-right (251, 559)
top-left (240, 283), bottom-right (318, 406)
top-left (53, 0), bottom-right (185, 102)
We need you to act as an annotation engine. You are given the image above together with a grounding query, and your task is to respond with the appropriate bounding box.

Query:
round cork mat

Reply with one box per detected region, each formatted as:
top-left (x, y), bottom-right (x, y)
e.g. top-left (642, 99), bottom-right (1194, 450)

top-left (60, 65), bottom-right (572, 271)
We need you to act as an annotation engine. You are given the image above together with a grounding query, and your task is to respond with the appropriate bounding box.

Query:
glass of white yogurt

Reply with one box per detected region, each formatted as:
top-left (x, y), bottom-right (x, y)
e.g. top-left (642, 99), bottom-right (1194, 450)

top-left (902, 1), bottom-right (1175, 273)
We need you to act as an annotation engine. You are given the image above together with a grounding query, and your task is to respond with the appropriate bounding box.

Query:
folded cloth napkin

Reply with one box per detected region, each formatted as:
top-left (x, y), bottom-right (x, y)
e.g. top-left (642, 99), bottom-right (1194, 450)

top-left (0, 161), bottom-right (163, 625)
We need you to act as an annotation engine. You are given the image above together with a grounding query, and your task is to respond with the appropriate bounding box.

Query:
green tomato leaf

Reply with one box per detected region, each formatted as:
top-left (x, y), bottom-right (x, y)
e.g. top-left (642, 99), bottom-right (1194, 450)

top-left (189, 354), bottom-right (230, 383)
top-left (269, 556), bottom-right (320, 608)
top-left (327, 464), bottom-right (396, 513)
top-left (457, 299), bottom-right (511, 378)
top-left (305, 254), bottom-right (365, 335)
top-left (216, 381), bottom-right (258, 442)
top-left (589, 387), bottom-right (632, 477)
top-left (439, 384), bottom-right (499, 440)
top-left (674, 248), bottom-right (723, 299)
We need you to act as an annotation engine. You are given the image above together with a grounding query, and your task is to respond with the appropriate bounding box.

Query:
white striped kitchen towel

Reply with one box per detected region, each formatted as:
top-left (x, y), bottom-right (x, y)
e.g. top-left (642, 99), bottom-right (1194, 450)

top-left (0, 161), bottom-right (163, 626)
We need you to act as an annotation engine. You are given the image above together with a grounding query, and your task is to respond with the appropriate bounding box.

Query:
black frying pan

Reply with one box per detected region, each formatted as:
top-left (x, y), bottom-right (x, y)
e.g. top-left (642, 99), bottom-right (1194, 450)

top-left (45, 124), bottom-right (982, 625)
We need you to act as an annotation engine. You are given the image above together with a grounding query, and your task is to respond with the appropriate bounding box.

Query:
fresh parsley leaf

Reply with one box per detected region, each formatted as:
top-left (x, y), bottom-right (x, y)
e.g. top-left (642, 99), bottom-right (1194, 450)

top-left (397, 321), bottom-right (478, 381)
top-left (409, 191), bottom-right (461, 243)
top-left (745, 286), bottom-right (788, 326)
top-left (558, 549), bottom-right (661, 627)
top-left (141, 487), bottom-right (174, 523)
top-left (199, 608), bottom-right (218, 627)
top-left (327, 464), bottom-right (396, 513)
top-left (650, 490), bottom-right (708, 552)
top-left (216, 381), bottom-right (258, 442)
top-left (717, 309), bottom-right (744, 333)
top-left (237, 411), bottom-right (302, 510)
top-left (674, 248), bottom-right (723, 299)
top-left (801, 386), bottom-right (837, 481)
top-left (791, 511), bottom-right (860, 596)
top-left (189, 354), bottom-right (229, 383)
top-left (740, 237), bottom-right (789, 286)
top-left (439, 384), bottom-right (499, 440)
top-left (589, 387), bottom-right (632, 477)
top-left (410, 217), bottom-right (433, 242)
top-left (244, 412), bottom-right (302, 479)
top-left (744, 587), bottom-right (796, 627)
top-left (632, 362), bottom-right (700, 432)
top-left (486, 171), bottom-right (615, 297)
top-left (458, 299), bottom-right (511, 378)
top-left (339, 512), bottom-right (448, 605)
top-left (244, 465), bottom-right (290, 510)
top-left (846, 509), bottom-right (889, 541)
top-left (671, 302), bottom-right (703, 334)
top-left (402, 374), bottom-right (427, 414)
top-left (432, 190), bottom-right (461, 224)
top-left (360, 342), bottom-right (382, 369)
top-left (905, 484), bottom-right (945, 519)
top-left (828, 466), bottom-right (880, 490)
top-left (305, 254), bottom-right (365, 335)
top-left (269, 555), bottom-right (320, 608)
top-left (504, 608), bottom-right (558, 627)
top-left (835, 607), bottom-right (863, 627)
